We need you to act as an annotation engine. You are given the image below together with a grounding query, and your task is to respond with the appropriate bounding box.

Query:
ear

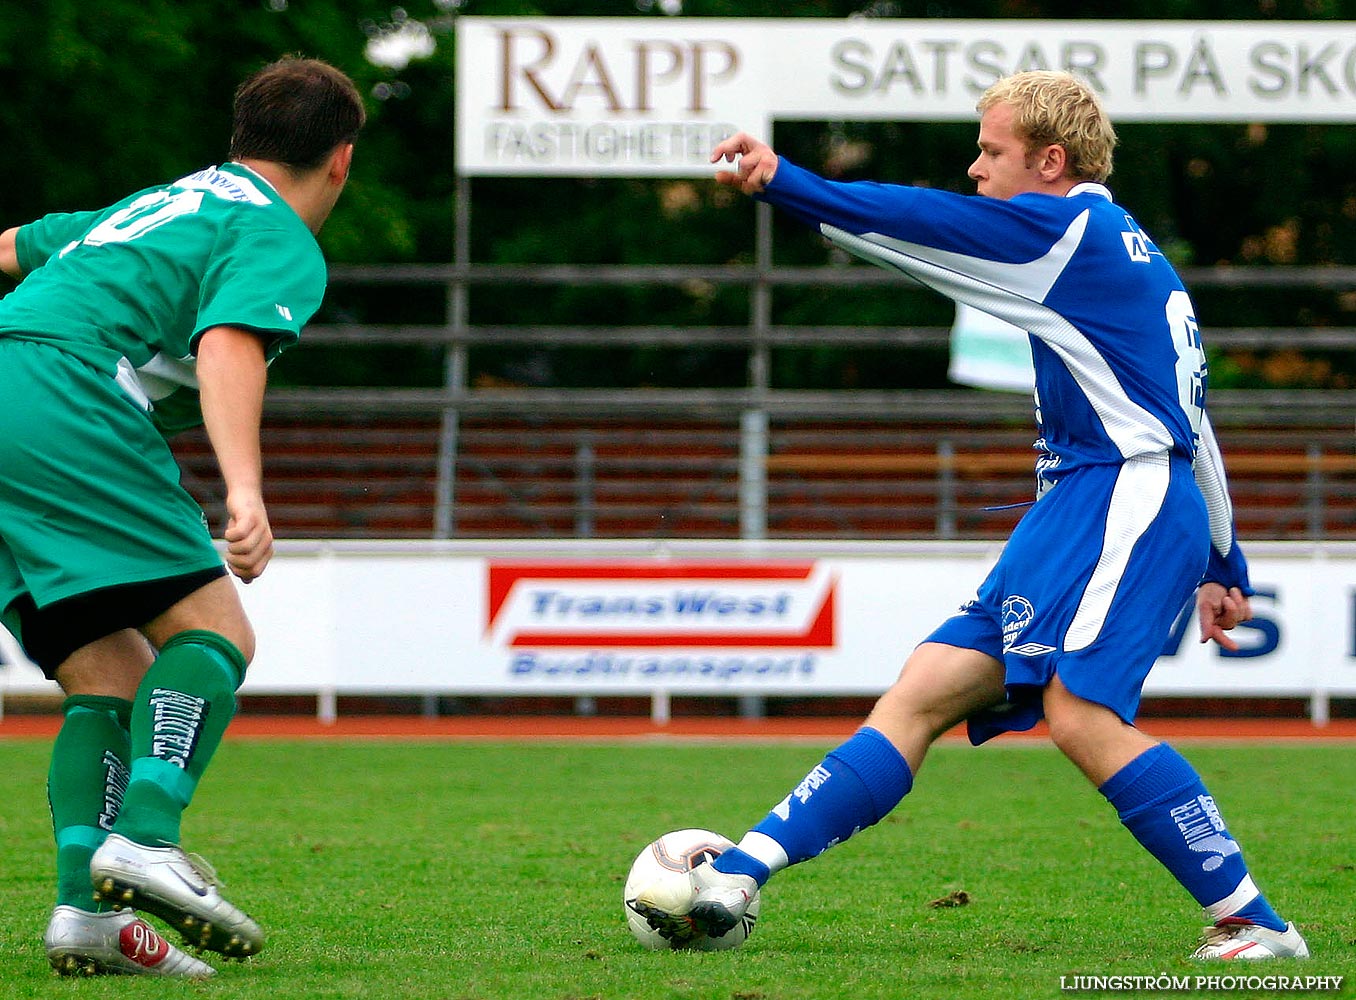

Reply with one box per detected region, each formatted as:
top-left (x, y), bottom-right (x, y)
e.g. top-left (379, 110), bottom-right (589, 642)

top-left (328, 143), bottom-right (354, 185)
top-left (1037, 143), bottom-right (1067, 183)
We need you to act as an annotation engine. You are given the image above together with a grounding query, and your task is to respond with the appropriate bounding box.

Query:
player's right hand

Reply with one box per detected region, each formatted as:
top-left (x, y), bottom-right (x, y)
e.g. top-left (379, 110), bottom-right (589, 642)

top-left (223, 491), bottom-right (274, 583)
top-left (710, 132), bottom-right (779, 195)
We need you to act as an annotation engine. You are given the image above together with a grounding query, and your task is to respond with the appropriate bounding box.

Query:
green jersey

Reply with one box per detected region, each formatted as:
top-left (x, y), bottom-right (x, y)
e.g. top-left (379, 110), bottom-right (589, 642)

top-left (1, 162), bottom-right (324, 434)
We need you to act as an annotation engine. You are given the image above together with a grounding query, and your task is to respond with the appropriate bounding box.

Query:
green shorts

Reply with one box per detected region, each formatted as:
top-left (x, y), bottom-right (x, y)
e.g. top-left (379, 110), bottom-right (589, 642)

top-left (0, 338), bottom-right (223, 613)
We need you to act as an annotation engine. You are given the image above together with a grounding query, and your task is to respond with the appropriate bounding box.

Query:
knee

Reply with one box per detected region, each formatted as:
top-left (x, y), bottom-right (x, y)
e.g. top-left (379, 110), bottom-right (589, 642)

top-left (174, 621), bottom-right (255, 667)
top-left (869, 666), bottom-right (961, 750)
top-left (1043, 683), bottom-right (1104, 759)
top-left (141, 575), bottom-right (255, 665)
top-left (1043, 681), bottom-right (1157, 785)
top-left (53, 631), bottom-right (156, 700)
top-left (159, 629), bottom-right (252, 689)
top-left (228, 622), bottom-right (256, 666)
top-left (222, 623), bottom-right (255, 671)
top-left (1044, 709), bottom-right (1085, 760)
top-left (873, 644), bottom-right (1005, 739)
top-left (873, 683), bottom-right (947, 743)
top-left (148, 616), bottom-right (255, 667)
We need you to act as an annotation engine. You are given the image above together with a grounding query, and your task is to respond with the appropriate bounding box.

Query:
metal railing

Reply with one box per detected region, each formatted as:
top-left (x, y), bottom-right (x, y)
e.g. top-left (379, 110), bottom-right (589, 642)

top-left (247, 249), bottom-right (1356, 541)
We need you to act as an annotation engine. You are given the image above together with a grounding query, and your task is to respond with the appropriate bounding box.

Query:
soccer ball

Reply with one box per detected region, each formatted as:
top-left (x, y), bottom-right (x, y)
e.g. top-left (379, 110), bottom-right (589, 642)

top-left (623, 828), bottom-right (760, 951)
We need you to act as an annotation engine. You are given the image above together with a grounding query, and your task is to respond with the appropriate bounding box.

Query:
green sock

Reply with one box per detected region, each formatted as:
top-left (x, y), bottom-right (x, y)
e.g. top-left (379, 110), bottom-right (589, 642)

top-left (48, 695), bottom-right (132, 911)
top-left (113, 630), bottom-right (246, 848)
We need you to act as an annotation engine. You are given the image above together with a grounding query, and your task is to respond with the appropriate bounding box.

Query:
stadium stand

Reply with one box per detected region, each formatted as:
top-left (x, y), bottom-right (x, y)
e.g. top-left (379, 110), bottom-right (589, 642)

top-left (174, 416), bottom-right (442, 538)
top-left (171, 415), bottom-right (1355, 542)
top-left (167, 261), bottom-right (1356, 544)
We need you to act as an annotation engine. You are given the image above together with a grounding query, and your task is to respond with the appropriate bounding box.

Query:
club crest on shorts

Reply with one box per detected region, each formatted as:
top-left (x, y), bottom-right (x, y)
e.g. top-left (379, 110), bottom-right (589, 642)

top-left (1000, 595), bottom-right (1055, 656)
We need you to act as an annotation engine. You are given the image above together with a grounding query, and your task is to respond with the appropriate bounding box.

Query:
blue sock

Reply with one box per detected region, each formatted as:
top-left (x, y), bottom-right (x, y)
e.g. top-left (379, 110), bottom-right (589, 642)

top-left (714, 727), bottom-right (913, 884)
top-left (1101, 743), bottom-right (1285, 931)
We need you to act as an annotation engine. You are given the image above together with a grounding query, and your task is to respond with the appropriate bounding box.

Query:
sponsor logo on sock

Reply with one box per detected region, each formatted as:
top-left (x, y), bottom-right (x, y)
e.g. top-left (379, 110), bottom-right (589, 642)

top-left (1170, 794), bottom-right (1242, 872)
top-left (792, 764), bottom-right (831, 805)
top-left (148, 689), bottom-right (209, 768)
top-left (99, 751), bottom-right (130, 832)
top-left (769, 763), bottom-right (833, 821)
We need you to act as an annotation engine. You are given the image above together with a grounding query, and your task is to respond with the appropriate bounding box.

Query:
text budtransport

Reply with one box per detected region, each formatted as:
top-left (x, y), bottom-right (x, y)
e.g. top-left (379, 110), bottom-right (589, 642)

top-left (509, 651), bottom-right (816, 682)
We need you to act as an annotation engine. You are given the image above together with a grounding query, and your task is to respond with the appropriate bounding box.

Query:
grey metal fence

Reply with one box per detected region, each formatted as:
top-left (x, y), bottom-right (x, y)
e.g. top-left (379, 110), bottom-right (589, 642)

top-left (234, 254), bottom-right (1356, 542)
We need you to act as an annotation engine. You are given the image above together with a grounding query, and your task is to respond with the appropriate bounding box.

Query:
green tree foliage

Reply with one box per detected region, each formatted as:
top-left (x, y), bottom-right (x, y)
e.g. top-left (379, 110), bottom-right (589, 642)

top-left (0, 0), bottom-right (420, 260)
top-left (4, 1), bottom-right (1356, 390)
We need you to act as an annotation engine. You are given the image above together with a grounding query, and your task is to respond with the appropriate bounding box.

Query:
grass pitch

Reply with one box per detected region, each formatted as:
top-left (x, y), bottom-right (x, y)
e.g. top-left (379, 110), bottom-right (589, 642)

top-left (0, 735), bottom-right (1351, 998)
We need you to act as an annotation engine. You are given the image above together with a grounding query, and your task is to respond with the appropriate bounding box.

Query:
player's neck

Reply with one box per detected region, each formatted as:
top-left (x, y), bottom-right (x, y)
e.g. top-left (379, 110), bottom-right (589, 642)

top-left (233, 157), bottom-right (343, 234)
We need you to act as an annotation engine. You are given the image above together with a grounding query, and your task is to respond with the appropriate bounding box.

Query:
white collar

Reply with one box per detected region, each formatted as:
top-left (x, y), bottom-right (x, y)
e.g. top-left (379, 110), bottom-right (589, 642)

top-left (1067, 181), bottom-right (1112, 201)
top-left (226, 160), bottom-right (282, 197)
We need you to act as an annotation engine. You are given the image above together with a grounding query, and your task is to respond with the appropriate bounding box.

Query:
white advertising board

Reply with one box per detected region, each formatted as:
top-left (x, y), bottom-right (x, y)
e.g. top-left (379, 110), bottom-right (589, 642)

top-left (8, 541), bottom-right (1350, 715)
top-left (456, 18), bottom-right (1356, 176)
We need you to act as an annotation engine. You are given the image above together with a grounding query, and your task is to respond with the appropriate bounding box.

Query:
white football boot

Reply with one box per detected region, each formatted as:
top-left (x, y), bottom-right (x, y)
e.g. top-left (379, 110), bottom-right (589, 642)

top-left (45, 905), bottom-right (215, 978)
top-left (1192, 918), bottom-right (1310, 960)
top-left (90, 833), bottom-right (265, 958)
top-left (632, 861), bottom-right (760, 942)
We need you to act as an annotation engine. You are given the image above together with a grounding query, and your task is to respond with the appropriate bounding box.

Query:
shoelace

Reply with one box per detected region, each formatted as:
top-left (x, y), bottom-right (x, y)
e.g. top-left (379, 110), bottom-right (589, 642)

top-left (1194, 920), bottom-right (1264, 956)
top-left (1198, 924), bottom-right (1239, 945)
top-left (184, 852), bottom-right (223, 889)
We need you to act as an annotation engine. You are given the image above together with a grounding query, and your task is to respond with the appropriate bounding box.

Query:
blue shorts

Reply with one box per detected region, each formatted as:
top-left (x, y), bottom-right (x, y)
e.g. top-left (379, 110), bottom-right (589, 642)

top-left (926, 455), bottom-right (1208, 744)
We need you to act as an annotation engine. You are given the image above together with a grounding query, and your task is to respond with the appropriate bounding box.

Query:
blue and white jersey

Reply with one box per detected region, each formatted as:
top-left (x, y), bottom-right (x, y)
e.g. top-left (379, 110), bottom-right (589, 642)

top-left (761, 159), bottom-right (1249, 591)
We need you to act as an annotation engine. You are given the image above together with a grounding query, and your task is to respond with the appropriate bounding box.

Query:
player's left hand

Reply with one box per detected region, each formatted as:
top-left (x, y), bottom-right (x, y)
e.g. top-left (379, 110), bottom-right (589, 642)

top-left (1197, 582), bottom-right (1251, 650)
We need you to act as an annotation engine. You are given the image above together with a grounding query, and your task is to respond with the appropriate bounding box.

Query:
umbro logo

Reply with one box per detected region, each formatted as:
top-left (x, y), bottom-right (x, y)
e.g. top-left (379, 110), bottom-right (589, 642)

top-left (1006, 641), bottom-right (1056, 656)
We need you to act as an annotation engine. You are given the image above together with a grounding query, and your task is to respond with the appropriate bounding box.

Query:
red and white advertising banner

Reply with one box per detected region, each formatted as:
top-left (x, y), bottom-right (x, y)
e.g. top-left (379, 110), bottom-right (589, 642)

top-left (3, 541), bottom-right (1353, 705)
top-left (456, 17), bottom-right (1356, 176)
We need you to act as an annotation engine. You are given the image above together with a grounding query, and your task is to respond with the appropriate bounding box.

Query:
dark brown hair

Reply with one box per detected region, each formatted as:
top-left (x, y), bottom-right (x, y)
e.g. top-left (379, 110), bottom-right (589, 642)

top-left (229, 57), bottom-right (365, 171)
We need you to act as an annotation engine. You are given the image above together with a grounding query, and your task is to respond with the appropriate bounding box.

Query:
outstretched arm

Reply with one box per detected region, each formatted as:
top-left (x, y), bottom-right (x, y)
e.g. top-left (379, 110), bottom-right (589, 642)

top-left (196, 325), bottom-right (272, 583)
top-left (710, 132), bottom-right (780, 195)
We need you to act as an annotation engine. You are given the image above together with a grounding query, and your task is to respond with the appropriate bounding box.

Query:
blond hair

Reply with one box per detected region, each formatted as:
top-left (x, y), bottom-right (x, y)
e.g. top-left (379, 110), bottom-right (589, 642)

top-left (977, 71), bottom-right (1116, 183)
